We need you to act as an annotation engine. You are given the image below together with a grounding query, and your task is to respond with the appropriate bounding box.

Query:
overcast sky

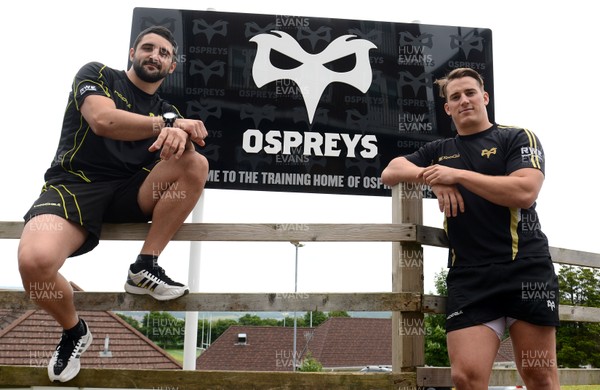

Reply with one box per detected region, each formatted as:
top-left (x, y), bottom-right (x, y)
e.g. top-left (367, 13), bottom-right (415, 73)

top-left (1, 0), bottom-right (598, 300)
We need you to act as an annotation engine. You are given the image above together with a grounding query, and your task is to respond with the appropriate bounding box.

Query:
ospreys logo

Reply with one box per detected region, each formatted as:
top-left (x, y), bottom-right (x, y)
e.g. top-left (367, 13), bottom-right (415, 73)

top-left (250, 30), bottom-right (376, 124)
top-left (481, 147), bottom-right (497, 158)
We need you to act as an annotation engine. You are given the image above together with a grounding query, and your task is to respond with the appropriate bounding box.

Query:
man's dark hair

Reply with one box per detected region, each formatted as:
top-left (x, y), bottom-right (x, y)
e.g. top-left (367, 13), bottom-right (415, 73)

top-left (132, 25), bottom-right (178, 56)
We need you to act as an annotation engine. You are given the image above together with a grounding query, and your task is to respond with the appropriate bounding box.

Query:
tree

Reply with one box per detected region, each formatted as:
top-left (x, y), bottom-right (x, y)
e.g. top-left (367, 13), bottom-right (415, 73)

top-left (433, 268), bottom-right (448, 296)
top-left (210, 318), bottom-right (238, 342)
top-left (424, 268), bottom-right (450, 367)
top-left (116, 313), bottom-right (142, 332)
top-left (328, 311), bottom-right (350, 318)
top-left (556, 265), bottom-right (600, 367)
top-left (559, 265), bottom-right (600, 306)
top-left (297, 351), bottom-right (323, 372)
top-left (141, 311), bottom-right (185, 349)
top-left (238, 314), bottom-right (264, 326)
top-left (301, 310), bottom-right (349, 327)
top-left (261, 318), bottom-right (280, 326)
top-left (304, 311), bottom-right (327, 327)
top-left (279, 314), bottom-right (305, 327)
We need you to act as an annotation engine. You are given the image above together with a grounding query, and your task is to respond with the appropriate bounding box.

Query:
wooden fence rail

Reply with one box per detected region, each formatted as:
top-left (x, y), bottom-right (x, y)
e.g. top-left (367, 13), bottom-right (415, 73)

top-left (1, 184), bottom-right (599, 388)
top-left (2, 291), bottom-right (599, 323)
top-left (2, 365), bottom-right (600, 389)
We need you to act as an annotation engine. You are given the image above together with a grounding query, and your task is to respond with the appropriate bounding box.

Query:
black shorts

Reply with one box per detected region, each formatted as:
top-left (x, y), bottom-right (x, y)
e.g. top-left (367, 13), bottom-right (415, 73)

top-left (24, 168), bottom-right (154, 257)
top-left (445, 256), bottom-right (559, 332)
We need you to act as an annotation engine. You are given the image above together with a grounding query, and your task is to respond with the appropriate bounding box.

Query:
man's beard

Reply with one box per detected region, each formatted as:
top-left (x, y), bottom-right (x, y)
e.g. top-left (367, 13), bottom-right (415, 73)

top-left (133, 60), bottom-right (169, 83)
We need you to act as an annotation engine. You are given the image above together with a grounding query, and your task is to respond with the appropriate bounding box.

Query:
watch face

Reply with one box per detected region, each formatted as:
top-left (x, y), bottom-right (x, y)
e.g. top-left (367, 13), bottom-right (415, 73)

top-left (163, 112), bottom-right (178, 120)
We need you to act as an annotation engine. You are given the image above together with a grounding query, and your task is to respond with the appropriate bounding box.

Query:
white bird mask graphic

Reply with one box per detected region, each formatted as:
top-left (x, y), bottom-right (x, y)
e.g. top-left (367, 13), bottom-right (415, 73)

top-left (250, 31), bottom-right (377, 124)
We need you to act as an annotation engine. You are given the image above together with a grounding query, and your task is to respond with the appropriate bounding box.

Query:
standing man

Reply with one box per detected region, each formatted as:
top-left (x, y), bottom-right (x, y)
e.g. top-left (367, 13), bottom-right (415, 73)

top-left (381, 68), bottom-right (559, 389)
top-left (18, 26), bottom-right (209, 382)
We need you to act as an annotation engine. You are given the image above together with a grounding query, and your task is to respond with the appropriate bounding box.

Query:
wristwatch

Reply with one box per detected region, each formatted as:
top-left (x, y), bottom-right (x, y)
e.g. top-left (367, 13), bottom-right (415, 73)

top-left (162, 112), bottom-right (178, 127)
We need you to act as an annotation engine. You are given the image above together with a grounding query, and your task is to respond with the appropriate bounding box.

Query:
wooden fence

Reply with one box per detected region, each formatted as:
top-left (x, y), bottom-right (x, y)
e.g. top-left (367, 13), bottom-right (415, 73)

top-left (1, 184), bottom-right (599, 389)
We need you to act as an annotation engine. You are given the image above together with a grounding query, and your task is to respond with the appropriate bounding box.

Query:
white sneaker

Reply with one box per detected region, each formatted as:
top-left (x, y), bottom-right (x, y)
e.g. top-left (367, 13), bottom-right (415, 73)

top-left (124, 264), bottom-right (189, 301)
top-left (48, 319), bottom-right (93, 382)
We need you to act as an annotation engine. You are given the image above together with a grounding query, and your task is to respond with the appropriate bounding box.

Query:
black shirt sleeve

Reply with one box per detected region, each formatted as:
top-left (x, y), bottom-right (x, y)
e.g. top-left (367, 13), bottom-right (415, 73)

top-left (72, 62), bottom-right (112, 111)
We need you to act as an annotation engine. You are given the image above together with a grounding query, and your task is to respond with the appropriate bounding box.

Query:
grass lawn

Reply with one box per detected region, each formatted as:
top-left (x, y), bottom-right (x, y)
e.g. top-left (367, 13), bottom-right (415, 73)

top-left (563, 387), bottom-right (600, 390)
top-left (166, 349), bottom-right (183, 363)
top-left (166, 349), bottom-right (202, 364)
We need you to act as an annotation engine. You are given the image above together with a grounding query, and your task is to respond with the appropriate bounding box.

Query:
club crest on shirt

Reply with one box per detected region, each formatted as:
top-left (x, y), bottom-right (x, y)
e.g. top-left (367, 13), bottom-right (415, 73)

top-left (481, 147), bottom-right (497, 158)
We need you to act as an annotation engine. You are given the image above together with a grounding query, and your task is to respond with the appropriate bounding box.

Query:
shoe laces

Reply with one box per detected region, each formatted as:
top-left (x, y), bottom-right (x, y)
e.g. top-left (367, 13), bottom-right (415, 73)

top-left (148, 265), bottom-right (182, 286)
top-left (54, 332), bottom-right (80, 373)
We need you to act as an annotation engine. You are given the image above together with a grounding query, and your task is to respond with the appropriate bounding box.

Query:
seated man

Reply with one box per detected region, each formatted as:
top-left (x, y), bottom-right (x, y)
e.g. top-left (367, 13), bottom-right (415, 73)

top-left (18, 26), bottom-right (209, 382)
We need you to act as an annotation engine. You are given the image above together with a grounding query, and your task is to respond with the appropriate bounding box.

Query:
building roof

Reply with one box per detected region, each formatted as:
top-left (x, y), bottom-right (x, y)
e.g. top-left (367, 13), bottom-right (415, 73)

top-left (495, 336), bottom-right (516, 365)
top-left (197, 317), bottom-right (392, 371)
top-left (197, 317), bottom-right (517, 371)
top-left (0, 286), bottom-right (181, 370)
top-left (309, 317), bottom-right (392, 368)
top-left (197, 324), bottom-right (312, 371)
top-left (0, 308), bottom-right (22, 332)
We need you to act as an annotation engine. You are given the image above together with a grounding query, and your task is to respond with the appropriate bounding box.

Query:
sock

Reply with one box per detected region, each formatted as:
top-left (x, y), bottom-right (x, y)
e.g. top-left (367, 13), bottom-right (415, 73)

top-left (131, 254), bottom-right (158, 272)
top-left (65, 318), bottom-right (85, 338)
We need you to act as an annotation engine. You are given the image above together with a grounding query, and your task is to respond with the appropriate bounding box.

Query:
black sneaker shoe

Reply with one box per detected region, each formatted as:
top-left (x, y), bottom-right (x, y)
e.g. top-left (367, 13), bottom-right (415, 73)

top-left (124, 264), bottom-right (189, 301)
top-left (48, 319), bottom-right (93, 382)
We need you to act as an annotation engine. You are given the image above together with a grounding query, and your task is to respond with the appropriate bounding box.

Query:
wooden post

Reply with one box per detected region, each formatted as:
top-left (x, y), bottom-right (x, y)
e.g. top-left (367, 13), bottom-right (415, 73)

top-left (391, 183), bottom-right (425, 376)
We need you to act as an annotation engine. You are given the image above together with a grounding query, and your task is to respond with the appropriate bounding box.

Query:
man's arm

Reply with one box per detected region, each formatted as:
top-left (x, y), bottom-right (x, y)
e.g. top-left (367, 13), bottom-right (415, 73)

top-left (80, 94), bottom-right (208, 160)
top-left (80, 95), bottom-right (159, 141)
top-left (381, 156), bottom-right (426, 186)
top-left (382, 156), bottom-right (465, 217)
top-left (420, 165), bottom-right (544, 209)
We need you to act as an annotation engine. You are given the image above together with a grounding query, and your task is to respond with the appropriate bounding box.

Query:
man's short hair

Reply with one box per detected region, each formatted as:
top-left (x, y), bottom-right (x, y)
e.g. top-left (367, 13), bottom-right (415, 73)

top-left (435, 68), bottom-right (485, 99)
top-left (132, 25), bottom-right (178, 57)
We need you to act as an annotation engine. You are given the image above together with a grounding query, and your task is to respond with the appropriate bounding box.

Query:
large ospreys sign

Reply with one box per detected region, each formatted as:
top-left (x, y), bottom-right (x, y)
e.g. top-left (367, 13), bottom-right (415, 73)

top-left (130, 8), bottom-right (494, 196)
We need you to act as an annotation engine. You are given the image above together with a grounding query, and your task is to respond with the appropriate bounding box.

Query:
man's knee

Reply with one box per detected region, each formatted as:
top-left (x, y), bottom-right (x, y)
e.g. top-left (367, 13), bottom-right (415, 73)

top-left (180, 151), bottom-right (209, 186)
top-left (188, 151), bottom-right (209, 176)
top-left (18, 243), bottom-right (60, 283)
top-left (17, 217), bottom-right (81, 282)
top-left (451, 365), bottom-right (486, 389)
top-left (520, 367), bottom-right (557, 389)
